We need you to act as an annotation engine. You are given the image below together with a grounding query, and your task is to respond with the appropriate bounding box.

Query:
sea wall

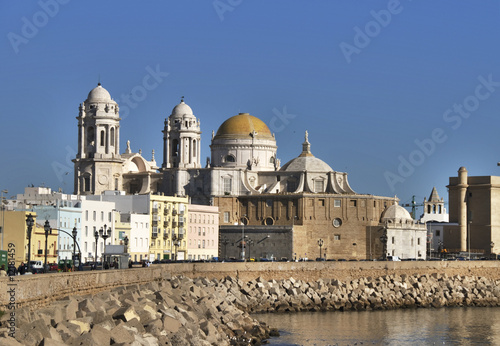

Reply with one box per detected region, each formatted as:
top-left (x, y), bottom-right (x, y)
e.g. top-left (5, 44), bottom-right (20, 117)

top-left (1, 260), bottom-right (500, 308)
top-left (2, 270), bottom-right (500, 345)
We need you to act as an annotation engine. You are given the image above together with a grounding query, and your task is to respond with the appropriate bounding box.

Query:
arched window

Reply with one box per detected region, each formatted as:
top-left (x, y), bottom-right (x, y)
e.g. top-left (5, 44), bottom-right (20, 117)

top-left (193, 139), bottom-right (196, 157)
top-left (172, 139), bottom-right (179, 157)
top-left (225, 155), bottom-right (235, 163)
top-left (110, 128), bottom-right (115, 147)
top-left (100, 130), bottom-right (105, 146)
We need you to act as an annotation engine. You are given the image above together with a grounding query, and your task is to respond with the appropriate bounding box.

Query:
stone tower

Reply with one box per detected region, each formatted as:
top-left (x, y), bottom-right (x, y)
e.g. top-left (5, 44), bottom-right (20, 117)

top-left (73, 83), bottom-right (124, 195)
top-left (162, 98), bottom-right (201, 169)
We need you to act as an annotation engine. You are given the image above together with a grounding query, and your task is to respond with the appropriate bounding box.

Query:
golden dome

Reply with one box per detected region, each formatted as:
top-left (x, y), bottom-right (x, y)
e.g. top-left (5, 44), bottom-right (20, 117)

top-left (215, 113), bottom-right (273, 139)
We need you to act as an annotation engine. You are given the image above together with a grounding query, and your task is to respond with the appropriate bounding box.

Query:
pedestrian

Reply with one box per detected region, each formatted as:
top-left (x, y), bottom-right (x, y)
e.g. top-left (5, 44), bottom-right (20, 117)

top-left (128, 259), bottom-right (132, 268)
top-left (18, 262), bottom-right (26, 275)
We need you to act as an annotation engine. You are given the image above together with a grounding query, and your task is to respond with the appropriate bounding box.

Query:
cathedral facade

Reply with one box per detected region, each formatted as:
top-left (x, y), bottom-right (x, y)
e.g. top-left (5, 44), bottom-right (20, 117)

top-left (74, 84), bottom-right (406, 260)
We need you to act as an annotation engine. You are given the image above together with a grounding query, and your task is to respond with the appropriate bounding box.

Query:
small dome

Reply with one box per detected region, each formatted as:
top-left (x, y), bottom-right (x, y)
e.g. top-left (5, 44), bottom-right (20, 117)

top-left (171, 100), bottom-right (194, 118)
top-left (215, 113), bottom-right (273, 139)
top-left (280, 156), bottom-right (333, 172)
top-left (382, 204), bottom-right (413, 222)
top-left (87, 83), bottom-right (112, 102)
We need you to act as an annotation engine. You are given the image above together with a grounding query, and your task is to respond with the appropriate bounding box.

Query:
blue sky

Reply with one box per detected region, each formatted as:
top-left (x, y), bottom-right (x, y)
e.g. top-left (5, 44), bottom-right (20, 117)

top-left (1, 1), bottom-right (500, 213)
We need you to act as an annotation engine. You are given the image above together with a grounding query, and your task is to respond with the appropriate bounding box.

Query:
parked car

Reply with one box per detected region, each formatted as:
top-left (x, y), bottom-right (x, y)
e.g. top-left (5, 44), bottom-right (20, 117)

top-left (29, 261), bottom-right (44, 273)
top-left (48, 263), bottom-right (58, 271)
top-left (387, 256), bottom-right (401, 261)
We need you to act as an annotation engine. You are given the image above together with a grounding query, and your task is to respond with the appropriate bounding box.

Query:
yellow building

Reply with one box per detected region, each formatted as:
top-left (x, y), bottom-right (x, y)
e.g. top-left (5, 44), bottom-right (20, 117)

top-left (149, 195), bottom-right (189, 261)
top-left (0, 211), bottom-right (58, 267)
top-left (31, 222), bottom-right (58, 264)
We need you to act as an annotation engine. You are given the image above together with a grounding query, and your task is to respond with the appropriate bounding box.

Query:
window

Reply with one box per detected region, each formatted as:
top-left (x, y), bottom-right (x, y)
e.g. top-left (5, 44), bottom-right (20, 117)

top-left (93, 211), bottom-right (96, 221)
top-left (84, 176), bottom-right (91, 192)
top-left (287, 180), bottom-right (297, 192)
top-left (202, 240), bottom-right (205, 248)
top-left (101, 211), bottom-right (104, 221)
top-left (225, 155), bottom-right (235, 163)
top-left (417, 238), bottom-right (421, 245)
top-left (266, 199), bottom-right (273, 207)
top-left (350, 200), bottom-right (357, 207)
top-left (334, 200), bottom-right (341, 208)
top-left (100, 130), bottom-right (105, 146)
top-left (110, 128), bottom-right (115, 146)
top-left (198, 227), bottom-right (201, 236)
top-left (319, 199), bottom-right (325, 207)
top-left (334, 234), bottom-right (341, 241)
top-left (85, 226), bottom-right (88, 237)
top-left (436, 230), bottom-right (441, 237)
top-left (202, 227), bottom-right (205, 236)
top-left (223, 178), bottom-right (232, 194)
top-left (392, 236), bottom-right (395, 244)
top-left (85, 210), bottom-right (89, 221)
top-left (108, 212), bottom-right (112, 222)
top-left (314, 180), bottom-right (324, 192)
top-left (223, 212), bottom-right (230, 223)
top-left (198, 240), bottom-right (201, 249)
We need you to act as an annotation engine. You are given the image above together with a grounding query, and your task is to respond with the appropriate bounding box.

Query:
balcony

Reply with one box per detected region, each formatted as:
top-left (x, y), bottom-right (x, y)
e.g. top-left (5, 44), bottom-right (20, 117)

top-left (152, 215), bottom-right (159, 221)
top-left (152, 232), bottom-right (158, 239)
top-left (163, 232), bottom-right (169, 239)
top-left (178, 228), bottom-right (185, 239)
top-left (172, 209), bottom-right (178, 216)
top-left (172, 221), bottom-right (178, 228)
top-left (164, 208), bottom-right (170, 215)
top-left (163, 221), bottom-right (169, 228)
top-left (152, 207), bottom-right (158, 214)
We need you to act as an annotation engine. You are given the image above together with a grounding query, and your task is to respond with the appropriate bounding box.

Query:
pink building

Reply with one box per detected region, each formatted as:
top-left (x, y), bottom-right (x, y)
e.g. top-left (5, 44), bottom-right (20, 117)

top-left (187, 204), bottom-right (219, 260)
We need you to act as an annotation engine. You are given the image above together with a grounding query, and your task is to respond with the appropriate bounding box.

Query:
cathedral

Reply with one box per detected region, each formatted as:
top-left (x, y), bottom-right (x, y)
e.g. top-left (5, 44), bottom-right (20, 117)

top-left (74, 83), bottom-right (406, 260)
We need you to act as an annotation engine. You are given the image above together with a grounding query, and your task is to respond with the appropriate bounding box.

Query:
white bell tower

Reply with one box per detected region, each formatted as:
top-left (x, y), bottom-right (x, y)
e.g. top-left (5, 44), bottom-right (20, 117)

top-left (162, 98), bottom-right (201, 169)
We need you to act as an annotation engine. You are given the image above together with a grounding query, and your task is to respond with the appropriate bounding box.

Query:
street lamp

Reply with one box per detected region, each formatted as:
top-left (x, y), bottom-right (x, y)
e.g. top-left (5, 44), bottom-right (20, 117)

top-left (317, 239), bottom-right (324, 259)
top-left (379, 230), bottom-right (388, 260)
top-left (245, 236), bottom-right (254, 260)
top-left (241, 214), bottom-right (247, 261)
top-left (172, 234), bottom-right (179, 261)
top-left (43, 220), bottom-right (52, 272)
top-left (99, 225), bottom-right (111, 269)
top-left (124, 236), bottom-right (129, 253)
top-left (72, 227), bottom-right (78, 270)
top-left (1, 189), bottom-right (7, 251)
top-left (221, 236), bottom-right (229, 260)
top-left (26, 213), bottom-right (34, 272)
top-left (94, 228), bottom-right (99, 268)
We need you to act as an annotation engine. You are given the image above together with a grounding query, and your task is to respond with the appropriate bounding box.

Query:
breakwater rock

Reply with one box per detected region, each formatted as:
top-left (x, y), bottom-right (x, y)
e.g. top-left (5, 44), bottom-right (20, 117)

top-left (0, 275), bottom-right (271, 346)
top-left (2, 272), bottom-right (500, 345)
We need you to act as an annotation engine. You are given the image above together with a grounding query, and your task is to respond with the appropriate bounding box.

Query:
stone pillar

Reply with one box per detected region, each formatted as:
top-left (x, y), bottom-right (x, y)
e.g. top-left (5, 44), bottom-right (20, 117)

top-left (458, 166), bottom-right (468, 252)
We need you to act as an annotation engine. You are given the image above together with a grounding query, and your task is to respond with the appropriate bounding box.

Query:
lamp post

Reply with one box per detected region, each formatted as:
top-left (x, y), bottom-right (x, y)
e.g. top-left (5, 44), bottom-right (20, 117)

top-left (26, 213), bottom-right (34, 272)
top-left (245, 236), bottom-right (254, 260)
top-left (124, 236), bottom-right (129, 253)
top-left (380, 230), bottom-right (388, 260)
top-left (317, 239), bottom-right (324, 260)
top-left (43, 220), bottom-right (52, 272)
top-left (1, 189), bottom-right (7, 251)
top-left (99, 225), bottom-right (111, 269)
top-left (94, 229), bottom-right (99, 268)
top-left (172, 234), bottom-right (179, 261)
top-left (72, 227), bottom-right (78, 271)
top-left (241, 214), bottom-right (247, 261)
top-left (221, 236), bottom-right (229, 260)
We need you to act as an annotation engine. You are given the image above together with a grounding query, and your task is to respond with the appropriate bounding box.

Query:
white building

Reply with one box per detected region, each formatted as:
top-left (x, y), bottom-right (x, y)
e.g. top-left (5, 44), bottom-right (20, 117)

top-left (382, 203), bottom-right (427, 260)
top-left (80, 199), bottom-right (116, 263)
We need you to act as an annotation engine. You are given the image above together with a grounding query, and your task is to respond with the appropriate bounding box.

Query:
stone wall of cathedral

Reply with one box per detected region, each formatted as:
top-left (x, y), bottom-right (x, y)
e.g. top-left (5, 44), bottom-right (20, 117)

top-left (215, 194), bottom-right (396, 260)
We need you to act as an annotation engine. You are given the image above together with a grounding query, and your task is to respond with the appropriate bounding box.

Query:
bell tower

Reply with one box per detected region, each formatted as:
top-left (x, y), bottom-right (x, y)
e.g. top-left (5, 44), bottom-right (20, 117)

top-left (73, 83), bottom-right (124, 195)
top-left (162, 98), bottom-right (201, 169)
